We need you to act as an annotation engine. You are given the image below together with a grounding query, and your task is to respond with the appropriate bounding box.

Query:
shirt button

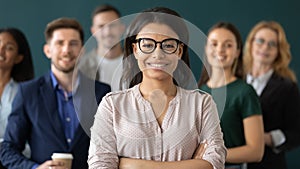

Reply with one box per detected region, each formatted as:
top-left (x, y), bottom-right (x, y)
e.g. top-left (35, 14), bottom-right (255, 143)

top-left (67, 138), bottom-right (72, 143)
top-left (66, 117), bottom-right (71, 122)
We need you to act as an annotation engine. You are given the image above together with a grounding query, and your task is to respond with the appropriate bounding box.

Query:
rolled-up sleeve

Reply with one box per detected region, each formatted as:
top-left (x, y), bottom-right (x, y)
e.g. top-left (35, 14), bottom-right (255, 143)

top-left (200, 95), bottom-right (226, 169)
top-left (88, 96), bottom-right (119, 169)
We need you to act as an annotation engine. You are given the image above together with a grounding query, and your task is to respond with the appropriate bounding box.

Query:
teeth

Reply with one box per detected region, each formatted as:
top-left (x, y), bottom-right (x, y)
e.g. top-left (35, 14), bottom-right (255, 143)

top-left (61, 57), bottom-right (72, 62)
top-left (216, 56), bottom-right (225, 61)
top-left (149, 63), bottom-right (167, 68)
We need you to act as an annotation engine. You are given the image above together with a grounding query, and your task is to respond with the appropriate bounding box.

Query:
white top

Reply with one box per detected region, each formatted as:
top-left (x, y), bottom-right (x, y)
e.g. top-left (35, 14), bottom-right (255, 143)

top-left (0, 79), bottom-right (31, 157)
top-left (78, 49), bottom-right (122, 91)
top-left (0, 79), bottom-right (18, 138)
top-left (246, 69), bottom-right (274, 96)
top-left (88, 84), bottom-right (226, 169)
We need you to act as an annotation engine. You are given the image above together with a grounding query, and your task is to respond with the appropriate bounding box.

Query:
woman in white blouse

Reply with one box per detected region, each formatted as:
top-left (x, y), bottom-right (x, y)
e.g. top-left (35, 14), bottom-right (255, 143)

top-left (0, 28), bottom-right (34, 165)
top-left (88, 7), bottom-right (226, 169)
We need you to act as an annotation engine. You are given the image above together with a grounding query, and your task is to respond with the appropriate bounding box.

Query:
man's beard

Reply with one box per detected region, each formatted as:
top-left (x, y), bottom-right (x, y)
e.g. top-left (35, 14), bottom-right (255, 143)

top-left (52, 61), bottom-right (75, 74)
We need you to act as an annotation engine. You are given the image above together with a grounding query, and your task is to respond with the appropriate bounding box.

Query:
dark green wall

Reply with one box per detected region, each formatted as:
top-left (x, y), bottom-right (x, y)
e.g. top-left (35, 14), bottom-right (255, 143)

top-left (1, 0), bottom-right (299, 168)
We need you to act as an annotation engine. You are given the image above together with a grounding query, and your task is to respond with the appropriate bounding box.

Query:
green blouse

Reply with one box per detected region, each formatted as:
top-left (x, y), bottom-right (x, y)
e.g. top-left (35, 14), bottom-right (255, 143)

top-left (200, 79), bottom-right (262, 148)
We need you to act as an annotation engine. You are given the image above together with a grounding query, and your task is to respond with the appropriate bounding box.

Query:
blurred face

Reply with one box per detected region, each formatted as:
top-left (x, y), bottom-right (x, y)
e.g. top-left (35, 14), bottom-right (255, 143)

top-left (132, 23), bottom-right (183, 81)
top-left (206, 28), bottom-right (240, 71)
top-left (251, 28), bottom-right (278, 66)
top-left (0, 32), bottom-right (23, 72)
top-left (44, 28), bottom-right (82, 74)
top-left (91, 11), bottom-right (124, 50)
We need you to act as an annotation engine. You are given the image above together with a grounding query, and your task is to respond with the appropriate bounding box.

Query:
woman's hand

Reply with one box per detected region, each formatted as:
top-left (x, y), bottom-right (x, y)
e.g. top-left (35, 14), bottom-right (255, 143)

top-left (264, 132), bottom-right (273, 147)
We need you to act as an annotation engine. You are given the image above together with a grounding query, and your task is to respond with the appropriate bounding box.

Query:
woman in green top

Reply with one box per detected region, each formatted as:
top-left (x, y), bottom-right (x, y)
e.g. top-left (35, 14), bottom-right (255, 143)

top-left (198, 22), bottom-right (264, 168)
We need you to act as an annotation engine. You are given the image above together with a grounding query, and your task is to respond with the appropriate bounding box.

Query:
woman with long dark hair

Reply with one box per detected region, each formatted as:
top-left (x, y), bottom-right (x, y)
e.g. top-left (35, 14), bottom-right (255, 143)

top-left (88, 7), bottom-right (226, 169)
top-left (0, 27), bottom-right (34, 167)
top-left (198, 22), bottom-right (264, 169)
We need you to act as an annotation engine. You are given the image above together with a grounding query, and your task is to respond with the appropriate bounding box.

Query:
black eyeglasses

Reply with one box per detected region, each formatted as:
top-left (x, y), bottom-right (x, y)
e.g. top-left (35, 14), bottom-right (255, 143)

top-left (135, 38), bottom-right (181, 54)
top-left (254, 38), bottom-right (277, 49)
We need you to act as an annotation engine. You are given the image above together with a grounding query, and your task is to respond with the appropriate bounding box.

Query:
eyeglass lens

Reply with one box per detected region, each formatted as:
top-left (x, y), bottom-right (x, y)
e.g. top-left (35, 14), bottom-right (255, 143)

top-left (254, 38), bottom-right (277, 48)
top-left (137, 38), bottom-right (179, 54)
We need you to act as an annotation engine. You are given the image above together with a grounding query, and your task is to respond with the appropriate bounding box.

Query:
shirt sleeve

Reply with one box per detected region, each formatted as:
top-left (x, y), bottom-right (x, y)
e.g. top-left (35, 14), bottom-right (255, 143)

top-left (0, 85), bottom-right (37, 168)
top-left (88, 95), bottom-right (119, 169)
top-left (200, 94), bottom-right (227, 169)
top-left (275, 82), bottom-right (300, 152)
top-left (270, 129), bottom-right (286, 153)
top-left (241, 85), bottom-right (262, 118)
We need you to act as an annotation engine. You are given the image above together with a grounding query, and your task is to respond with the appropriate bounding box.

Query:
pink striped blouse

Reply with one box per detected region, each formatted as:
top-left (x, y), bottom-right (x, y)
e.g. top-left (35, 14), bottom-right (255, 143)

top-left (88, 84), bottom-right (226, 169)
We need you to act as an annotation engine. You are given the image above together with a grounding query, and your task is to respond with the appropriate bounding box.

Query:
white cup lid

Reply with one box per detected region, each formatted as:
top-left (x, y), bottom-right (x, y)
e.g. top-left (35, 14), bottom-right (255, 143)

top-left (51, 153), bottom-right (73, 159)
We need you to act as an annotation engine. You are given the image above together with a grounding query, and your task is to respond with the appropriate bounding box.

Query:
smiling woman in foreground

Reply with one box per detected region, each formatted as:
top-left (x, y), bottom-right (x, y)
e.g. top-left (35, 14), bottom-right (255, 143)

top-left (88, 6), bottom-right (226, 169)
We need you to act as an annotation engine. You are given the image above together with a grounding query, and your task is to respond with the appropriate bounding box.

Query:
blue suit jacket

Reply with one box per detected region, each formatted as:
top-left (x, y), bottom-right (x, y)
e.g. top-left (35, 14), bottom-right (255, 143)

top-left (0, 72), bottom-right (111, 169)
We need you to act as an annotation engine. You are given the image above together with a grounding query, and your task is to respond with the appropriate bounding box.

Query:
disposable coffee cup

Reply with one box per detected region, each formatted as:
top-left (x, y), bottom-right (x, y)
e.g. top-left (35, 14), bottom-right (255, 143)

top-left (51, 153), bottom-right (73, 169)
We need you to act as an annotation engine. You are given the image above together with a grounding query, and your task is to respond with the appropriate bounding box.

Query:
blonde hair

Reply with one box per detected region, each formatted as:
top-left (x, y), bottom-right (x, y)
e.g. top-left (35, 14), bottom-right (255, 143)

top-left (243, 21), bottom-right (297, 82)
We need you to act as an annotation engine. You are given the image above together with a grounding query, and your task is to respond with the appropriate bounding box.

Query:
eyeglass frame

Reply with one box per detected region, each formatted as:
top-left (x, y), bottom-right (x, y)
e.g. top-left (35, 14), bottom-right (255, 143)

top-left (134, 38), bottom-right (182, 54)
top-left (253, 37), bottom-right (278, 49)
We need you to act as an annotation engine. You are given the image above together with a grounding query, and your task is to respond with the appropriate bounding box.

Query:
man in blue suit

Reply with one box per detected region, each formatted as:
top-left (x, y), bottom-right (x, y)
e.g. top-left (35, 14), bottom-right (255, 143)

top-left (0, 17), bottom-right (111, 169)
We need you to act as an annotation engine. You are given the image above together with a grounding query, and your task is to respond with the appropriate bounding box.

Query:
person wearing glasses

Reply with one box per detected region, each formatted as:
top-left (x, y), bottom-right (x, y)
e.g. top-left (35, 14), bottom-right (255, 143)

top-left (88, 7), bottom-right (226, 169)
top-left (198, 22), bottom-right (264, 169)
top-left (243, 21), bottom-right (300, 169)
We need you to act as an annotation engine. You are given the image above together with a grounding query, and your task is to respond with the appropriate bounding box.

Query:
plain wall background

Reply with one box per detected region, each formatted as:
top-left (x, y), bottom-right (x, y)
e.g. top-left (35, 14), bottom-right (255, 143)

top-left (1, 0), bottom-right (299, 168)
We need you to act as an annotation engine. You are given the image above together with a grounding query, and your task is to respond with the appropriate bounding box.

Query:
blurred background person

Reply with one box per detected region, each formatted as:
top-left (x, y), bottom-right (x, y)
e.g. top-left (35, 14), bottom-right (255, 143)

top-left (0, 18), bottom-right (110, 169)
top-left (0, 27), bottom-right (34, 167)
top-left (198, 22), bottom-right (264, 169)
top-left (79, 4), bottom-right (125, 91)
top-left (243, 20), bottom-right (300, 169)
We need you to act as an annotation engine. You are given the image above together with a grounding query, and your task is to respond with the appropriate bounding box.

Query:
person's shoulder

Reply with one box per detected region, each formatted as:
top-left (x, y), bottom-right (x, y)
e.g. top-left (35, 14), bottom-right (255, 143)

top-left (231, 78), bottom-right (249, 87)
top-left (94, 81), bottom-right (112, 101)
top-left (102, 86), bottom-right (141, 103)
top-left (273, 73), bottom-right (297, 87)
top-left (78, 71), bottom-right (110, 90)
top-left (179, 88), bottom-right (216, 108)
top-left (95, 80), bottom-right (111, 90)
top-left (78, 49), bottom-right (99, 67)
top-left (232, 79), bottom-right (257, 95)
top-left (16, 74), bottom-right (51, 96)
top-left (19, 73), bottom-right (49, 88)
top-left (180, 87), bottom-right (212, 98)
top-left (105, 87), bottom-right (134, 97)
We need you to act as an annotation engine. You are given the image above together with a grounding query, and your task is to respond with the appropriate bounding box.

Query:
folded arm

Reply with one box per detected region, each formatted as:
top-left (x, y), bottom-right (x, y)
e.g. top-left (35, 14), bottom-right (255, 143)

top-left (119, 158), bottom-right (213, 169)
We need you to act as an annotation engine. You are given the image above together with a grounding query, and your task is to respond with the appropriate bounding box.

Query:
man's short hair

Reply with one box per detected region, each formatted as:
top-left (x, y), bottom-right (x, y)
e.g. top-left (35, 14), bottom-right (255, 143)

top-left (92, 4), bottom-right (121, 19)
top-left (44, 17), bottom-right (84, 44)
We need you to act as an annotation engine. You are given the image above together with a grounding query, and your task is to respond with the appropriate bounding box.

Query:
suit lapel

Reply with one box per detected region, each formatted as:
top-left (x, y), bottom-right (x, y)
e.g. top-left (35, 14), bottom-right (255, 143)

top-left (40, 73), bottom-right (67, 143)
top-left (260, 73), bottom-right (279, 99)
